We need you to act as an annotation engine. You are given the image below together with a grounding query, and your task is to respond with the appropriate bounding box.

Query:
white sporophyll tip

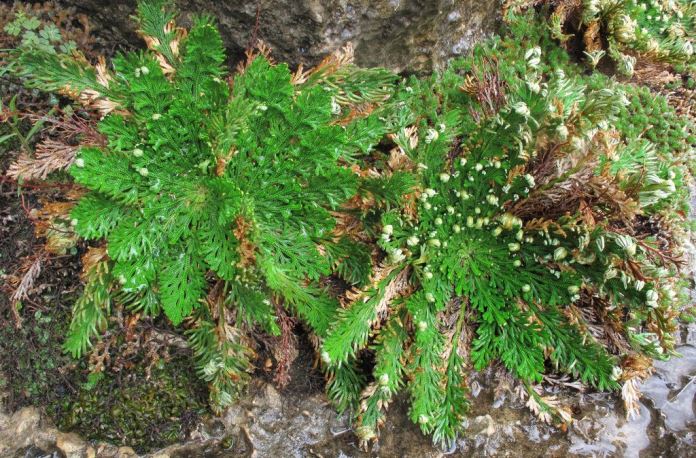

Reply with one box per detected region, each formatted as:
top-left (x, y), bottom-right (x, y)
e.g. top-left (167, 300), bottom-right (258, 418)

top-left (446, 206), bottom-right (455, 215)
top-left (434, 217), bottom-right (443, 226)
top-left (425, 292), bottom-right (435, 303)
top-left (522, 284), bottom-right (531, 293)
top-left (425, 128), bottom-right (439, 144)
top-left (508, 242), bottom-right (520, 252)
top-left (525, 46), bottom-right (541, 68)
top-left (645, 289), bottom-right (659, 303)
top-left (453, 224), bottom-right (461, 233)
top-left (152, 113), bottom-right (162, 120)
top-left (568, 285), bottom-right (580, 294)
top-left (425, 188), bottom-right (437, 198)
top-left (527, 80), bottom-right (541, 94)
top-left (407, 235), bottom-right (420, 247)
top-left (389, 248), bottom-right (405, 263)
top-left (440, 173), bottom-right (451, 183)
top-left (428, 238), bottom-right (441, 248)
top-left (424, 271), bottom-right (433, 280)
top-left (321, 351), bottom-right (331, 364)
top-left (596, 236), bottom-right (605, 251)
top-left (487, 194), bottom-right (499, 206)
top-left (331, 97), bottom-right (341, 115)
top-left (459, 158), bottom-right (467, 167)
top-left (553, 247), bottom-right (568, 261)
top-left (70, 218), bottom-right (78, 227)
top-left (611, 366), bottom-right (623, 381)
top-left (418, 414), bottom-right (429, 425)
top-left (475, 163), bottom-right (484, 172)
top-left (74, 158), bottom-right (85, 168)
top-left (616, 235), bottom-right (637, 257)
top-left (604, 267), bottom-right (618, 281)
top-left (513, 259), bottom-right (522, 267)
top-left (379, 373), bottom-right (390, 386)
top-left (133, 148), bottom-right (144, 157)
top-left (513, 102), bottom-right (530, 117)
top-left (634, 280), bottom-right (645, 291)
top-left (140, 65), bottom-right (150, 75)
top-left (524, 174), bottom-right (535, 187)
top-left (556, 125), bottom-right (569, 141)
top-left (139, 167), bottom-right (149, 177)
top-left (382, 224), bottom-right (394, 236)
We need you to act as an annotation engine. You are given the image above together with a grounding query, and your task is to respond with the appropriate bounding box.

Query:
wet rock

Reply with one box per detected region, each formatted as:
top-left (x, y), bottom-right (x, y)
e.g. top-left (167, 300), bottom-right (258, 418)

top-left (116, 446), bottom-right (137, 457)
top-left (56, 431), bottom-right (87, 457)
top-left (56, 0), bottom-right (500, 74)
top-left (1, 327), bottom-right (694, 457)
top-left (0, 407), bottom-right (42, 456)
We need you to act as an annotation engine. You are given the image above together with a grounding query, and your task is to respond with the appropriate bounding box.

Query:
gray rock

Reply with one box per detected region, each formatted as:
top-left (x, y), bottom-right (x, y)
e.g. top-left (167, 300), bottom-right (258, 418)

top-left (0, 407), bottom-right (42, 456)
top-left (55, 431), bottom-right (87, 458)
top-left (56, 0), bottom-right (500, 73)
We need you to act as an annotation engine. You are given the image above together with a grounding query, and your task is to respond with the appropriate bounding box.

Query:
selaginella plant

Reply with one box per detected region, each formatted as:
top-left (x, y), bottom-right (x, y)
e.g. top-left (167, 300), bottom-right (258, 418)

top-left (12, 0), bottom-right (400, 410)
top-left (321, 35), bottom-right (688, 446)
top-left (8, 0), bottom-right (692, 450)
top-left (504, 0), bottom-right (696, 77)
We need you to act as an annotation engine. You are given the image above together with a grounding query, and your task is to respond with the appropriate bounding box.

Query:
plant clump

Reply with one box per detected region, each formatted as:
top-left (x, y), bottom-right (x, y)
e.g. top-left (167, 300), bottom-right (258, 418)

top-left (5, 0), bottom-right (694, 449)
top-left (505, 0), bottom-right (696, 77)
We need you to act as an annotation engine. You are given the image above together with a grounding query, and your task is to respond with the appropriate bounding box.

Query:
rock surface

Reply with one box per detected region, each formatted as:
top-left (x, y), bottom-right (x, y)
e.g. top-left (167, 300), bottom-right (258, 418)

top-left (1, 324), bottom-right (694, 457)
top-left (56, 0), bottom-right (500, 74)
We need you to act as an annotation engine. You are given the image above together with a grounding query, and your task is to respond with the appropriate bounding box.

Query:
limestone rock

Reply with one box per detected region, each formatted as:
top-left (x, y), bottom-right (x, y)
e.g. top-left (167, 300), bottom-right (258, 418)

top-left (56, 431), bottom-right (87, 458)
top-left (57, 0), bottom-right (500, 74)
top-left (0, 407), bottom-right (42, 456)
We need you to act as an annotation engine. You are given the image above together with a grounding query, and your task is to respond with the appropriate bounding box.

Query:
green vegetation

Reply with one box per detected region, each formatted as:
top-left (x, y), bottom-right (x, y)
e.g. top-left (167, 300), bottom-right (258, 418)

top-left (4, 0), bottom-right (694, 449)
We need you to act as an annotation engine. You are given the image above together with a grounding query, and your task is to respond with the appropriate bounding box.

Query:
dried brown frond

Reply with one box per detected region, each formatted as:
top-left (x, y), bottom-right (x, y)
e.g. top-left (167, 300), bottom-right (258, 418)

top-left (77, 88), bottom-right (120, 118)
top-left (387, 146), bottom-right (416, 173)
top-left (502, 0), bottom-right (546, 18)
top-left (215, 147), bottom-right (236, 177)
top-left (28, 199), bottom-right (77, 255)
top-left (270, 301), bottom-right (298, 388)
top-left (7, 140), bottom-right (76, 181)
top-left (295, 43), bottom-right (354, 85)
top-left (165, 20), bottom-right (187, 58)
top-left (524, 385), bottom-right (574, 426)
top-left (332, 103), bottom-right (376, 126)
top-left (6, 252), bottom-right (47, 328)
top-left (584, 20), bottom-right (603, 52)
top-left (290, 63), bottom-right (310, 85)
top-left (621, 377), bottom-right (642, 420)
top-left (233, 215), bottom-right (256, 268)
top-left (331, 209), bottom-right (366, 240)
top-left (460, 57), bottom-right (508, 119)
top-left (81, 246), bottom-right (109, 280)
top-left (511, 131), bottom-right (639, 223)
top-left (236, 40), bottom-right (275, 74)
top-left (88, 336), bottom-right (113, 373)
top-left (340, 265), bottom-right (412, 340)
top-left (7, 110), bottom-right (106, 181)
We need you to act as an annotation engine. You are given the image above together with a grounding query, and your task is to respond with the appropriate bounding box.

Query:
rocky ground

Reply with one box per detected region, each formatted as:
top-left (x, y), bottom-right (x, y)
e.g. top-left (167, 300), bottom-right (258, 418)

top-left (1, 321), bottom-right (694, 457)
